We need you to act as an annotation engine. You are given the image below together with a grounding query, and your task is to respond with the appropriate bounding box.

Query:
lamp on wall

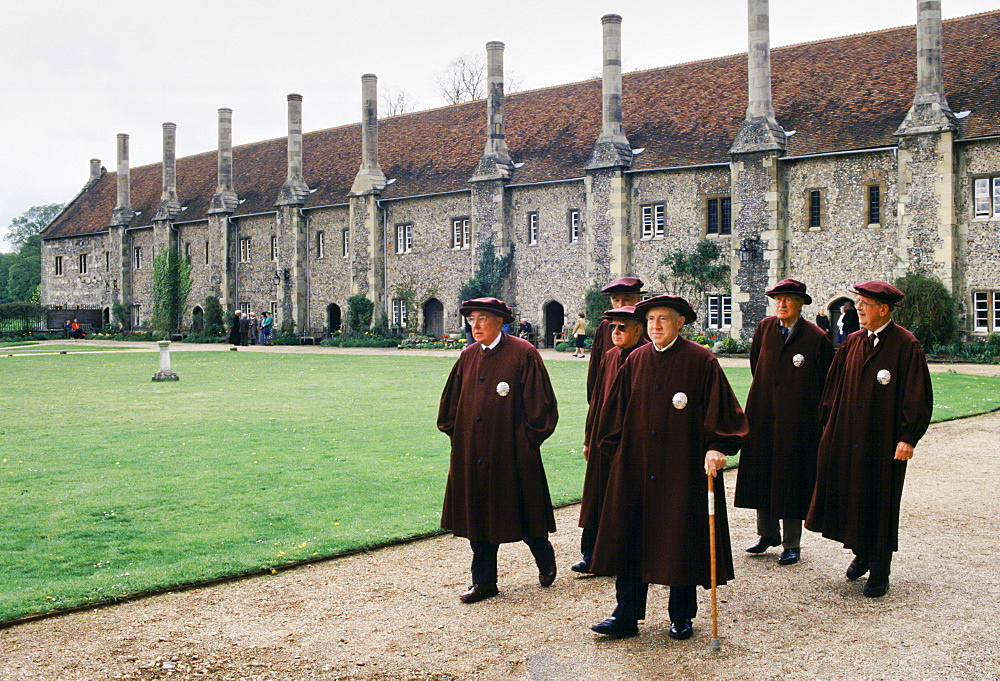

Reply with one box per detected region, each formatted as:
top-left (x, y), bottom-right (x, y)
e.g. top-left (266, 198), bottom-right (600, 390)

top-left (738, 235), bottom-right (764, 262)
top-left (272, 268), bottom-right (290, 285)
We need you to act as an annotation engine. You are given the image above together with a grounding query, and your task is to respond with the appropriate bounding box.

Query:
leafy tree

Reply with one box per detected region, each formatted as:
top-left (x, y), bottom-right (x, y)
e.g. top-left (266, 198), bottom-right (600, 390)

top-left (151, 246), bottom-right (193, 338)
top-left (658, 239), bottom-right (730, 306)
top-left (393, 277), bottom-right (437, 335)
top-left (3, 203), bottom-right (64, 249)
top-left (585, 283), bottom-right (608, 334)
top-left (347, 295), bottom-right (375, 334)
top-left (202, 296), bottom-right (226, 336)
top-left (458, 241), bottom-right (515, 302)
top-left (893, 270), bottom-right (958, 347)
top-left (0, 252), bottom-right (11, 303)
top-left (5, 234), bottom-right (41, 303)
top-left (111, 301), bottom-right (129, 330)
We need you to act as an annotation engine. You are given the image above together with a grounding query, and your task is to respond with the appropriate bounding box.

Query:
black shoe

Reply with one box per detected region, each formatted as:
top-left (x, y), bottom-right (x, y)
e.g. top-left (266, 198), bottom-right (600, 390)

top-left (591, 616), bottom-right (639, 639)
top-left (459, 583), bottom-right (499, 603)
top-left (746, 534), bottom-right (781, 554)
top-left (668, 619), bottom-right (693, 640)
top-left (571, 559), bottom-right (592, 574)
top-left (846, 556), bottom-right (869, 581)
top-left (777, 548), bottom-right (800, 565)
top-left (863, 576), bottom-right (890, 598)
top-left (539, 562), bottom-right (557, 588)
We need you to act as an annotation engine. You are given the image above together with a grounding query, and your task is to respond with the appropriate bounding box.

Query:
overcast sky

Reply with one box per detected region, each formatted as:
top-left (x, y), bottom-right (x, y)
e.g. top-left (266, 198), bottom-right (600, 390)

top-left (1, 0), bottom-right (995, 251)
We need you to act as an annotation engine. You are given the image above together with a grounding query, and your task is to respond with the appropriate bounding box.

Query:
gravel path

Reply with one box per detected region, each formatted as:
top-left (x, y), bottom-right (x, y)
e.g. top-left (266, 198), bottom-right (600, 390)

top-left (2, 345), bottom-right (999, 680)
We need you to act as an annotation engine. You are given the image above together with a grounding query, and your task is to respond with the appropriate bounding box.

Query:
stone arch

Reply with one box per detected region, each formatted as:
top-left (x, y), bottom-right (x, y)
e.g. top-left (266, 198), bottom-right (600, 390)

top-left (191, 306), bottom-right (204, 333)
top-left (542, 300), bottom-right (565, 348)
top-left (327, 303), bottom-right (342, 334)
top-left (423, 297), bottom-right (444, 338)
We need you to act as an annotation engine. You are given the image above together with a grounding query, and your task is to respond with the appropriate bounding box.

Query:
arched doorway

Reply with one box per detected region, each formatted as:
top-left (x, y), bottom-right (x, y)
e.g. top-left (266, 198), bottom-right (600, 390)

top-left (327, 303), bottom-right (342, 335)
top-left (191, 306), bottom-right (204, 333)
top-left (102, 307), bottom-right (110, 329)
top-left (543, 300), bottom-right (565, 348)
top-left (423, 298), bottom-right (444, 338)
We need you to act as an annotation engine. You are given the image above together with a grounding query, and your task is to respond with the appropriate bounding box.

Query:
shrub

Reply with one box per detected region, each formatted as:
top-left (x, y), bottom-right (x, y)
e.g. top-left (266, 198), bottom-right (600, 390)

top-left (347, 295), bottom-right (375, 333)
top-left (202, 296), bottom-right (227, 337)
top-left (275, 320), bottom-right (298, 345)
top-left (893, 271), bottom-right (958, 347)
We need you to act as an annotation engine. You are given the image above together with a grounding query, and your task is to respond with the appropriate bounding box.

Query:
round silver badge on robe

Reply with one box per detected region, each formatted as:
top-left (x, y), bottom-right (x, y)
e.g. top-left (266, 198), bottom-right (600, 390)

top-left (792, 353), bottom-right (805, 367)
top-left (496, 381), bottom-right (510, 396)
top-left (672, 392), bottom-right (688, 409)
top-left (876, 369), bottom-right (891, 385)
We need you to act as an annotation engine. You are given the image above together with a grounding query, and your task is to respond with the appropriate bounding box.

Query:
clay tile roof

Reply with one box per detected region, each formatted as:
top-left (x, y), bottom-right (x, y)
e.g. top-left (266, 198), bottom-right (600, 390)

top-left (43, 10), bottom-right (1000, 241)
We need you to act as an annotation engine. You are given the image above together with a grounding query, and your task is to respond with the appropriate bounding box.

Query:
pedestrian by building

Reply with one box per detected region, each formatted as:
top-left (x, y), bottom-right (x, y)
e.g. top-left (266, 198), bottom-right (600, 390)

top-left (735, 279), bottom-right (834, 566)
top-left (438, 297), bottom-right (559, 604)
top-left (238, 311), bottom-right (250, 346)
top-left (806, 281), bottom-right (933, 598)
top-left (574, 305), bottom-right (647, 574)
top-left (228, 310), bottom-right (242, 346)
top-left (571, 312), bottom-right (588, 358)
top-left (590, 295), bottom-right (747, 640)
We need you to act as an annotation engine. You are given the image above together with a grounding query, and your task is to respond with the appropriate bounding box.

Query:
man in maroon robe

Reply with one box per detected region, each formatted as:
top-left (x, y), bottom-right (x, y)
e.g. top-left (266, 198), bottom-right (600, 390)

top-left (573, 306), bottom-right (647, 574)
top-left (806, 281), bottom-right (932, 598)
top-left (590, 295), bottom-right (748, 640)
top-left (586, 277), bottom-right (645, 403)
top-left (438, 297), bottom-right (559, 604)
top-left (735, 279), bottom-right (834, 566)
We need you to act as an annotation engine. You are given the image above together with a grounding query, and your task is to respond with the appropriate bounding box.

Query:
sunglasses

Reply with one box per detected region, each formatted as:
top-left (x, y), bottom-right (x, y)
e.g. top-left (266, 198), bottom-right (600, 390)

top-left (609, 323), bottom-right (631, 332)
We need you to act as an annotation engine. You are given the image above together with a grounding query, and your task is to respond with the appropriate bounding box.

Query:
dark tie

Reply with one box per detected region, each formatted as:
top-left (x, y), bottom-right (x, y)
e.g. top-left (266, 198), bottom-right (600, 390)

top-left (869, 331), bottom-right (879, 347)
top-left (780, 325), bottom-right (789, 342)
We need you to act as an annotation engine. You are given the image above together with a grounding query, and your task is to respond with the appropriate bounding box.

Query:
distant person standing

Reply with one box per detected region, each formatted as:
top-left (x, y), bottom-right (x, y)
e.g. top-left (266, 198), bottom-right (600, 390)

top-left (571, 312), bottom-right (588, 358)
top-left (735, 279), bottom-right (834, 566)
top-left (228, 310), bottom-right (242, 346)
top-left (815, 310), bottom-right (831, 337)
top-left (238, 312), bottom-right (250, 346)
top-left (838, 300), bottom-right (860, 344)
top-left (438, 297), bottom-right (559, 604)
top-left (248, 314), bottom-right (259, 346)
top-left (260, 312), bottom-right (274, 345)
top-left (807, 281), bottom-right (932, 598)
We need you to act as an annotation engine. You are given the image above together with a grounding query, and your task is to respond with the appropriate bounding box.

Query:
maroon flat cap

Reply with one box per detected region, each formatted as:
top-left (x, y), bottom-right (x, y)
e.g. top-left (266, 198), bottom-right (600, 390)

top-left (601, 277), bottom-right (646, 295)
top-left (459, 297), bottom-right (515, 324)
top-left (602, 305), bottom-right (643, 322)
top-left (849, 280), bottom-right (905, 307)
top-left (635, 295), bottom-right (697, 325)
top-left (766, 278), bottom-right (812, 304)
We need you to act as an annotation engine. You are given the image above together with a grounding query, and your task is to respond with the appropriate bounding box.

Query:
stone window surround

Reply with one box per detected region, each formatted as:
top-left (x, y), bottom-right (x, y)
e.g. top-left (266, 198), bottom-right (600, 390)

top-left (527, 212), bottom-right (538, 245)
top-left (133, 246), bottom-right (142, 270)
top-left (78, 252), bottom-right (88, 275)
top-left (863, 180), bottom-right (886, 227)
top-left (704, 195), bottom-right (732, 236)
top-left (54, 255), bottom-right (63, 276)
top-left (972, 290), bottom-right (1000, 333)
top-left (451, 217), bottom-right (470, 250)
top-left (239, 237), bottom-right (251, 263)
top-left (805, 187), bottom-right (827, 231)
top-left (342, 228), bottom-right (350, 258)
top-left (568, 209), bottom-right (582, 243)
top-left (972, 174), bottom-right (1000, 219)
top-left (392, 298), bottom-right (408, 327)
top-left (640, 203), bottom-right (665, 240)
top-left (204, 241), bottom-right (210, 265)
top-left (396, 223), bottom-right (413, 254)
top-left (707, 293), bottom-right (732, 329)
top-left (272, 234), bottom-right (280, 261)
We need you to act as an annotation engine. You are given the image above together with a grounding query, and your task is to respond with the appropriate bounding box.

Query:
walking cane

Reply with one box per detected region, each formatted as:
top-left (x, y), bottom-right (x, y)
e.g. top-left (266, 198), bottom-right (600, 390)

top-left (708, 472), bottom-right (721, 651)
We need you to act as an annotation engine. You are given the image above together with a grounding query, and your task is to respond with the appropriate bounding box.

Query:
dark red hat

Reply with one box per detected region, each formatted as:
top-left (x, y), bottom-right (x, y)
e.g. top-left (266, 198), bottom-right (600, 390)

top-left (766, 278), bottom-right (812, 305)
top-left (601, 277), bottom-right (646, 295)
top-left (849, 281), bottom-right (905, 307)
top-left (634, 295), bottom-right (697, 325)
top-left (459, 297), bottom-right (515, 324)
top-left (602, 305), bottom-right (643, 322)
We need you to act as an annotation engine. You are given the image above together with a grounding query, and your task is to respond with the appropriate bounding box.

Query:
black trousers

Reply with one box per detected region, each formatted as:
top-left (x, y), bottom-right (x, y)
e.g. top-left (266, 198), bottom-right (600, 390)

top-left (469, 536), bottom-right (554, 584)
top-left (579, 526), bottom-right (597, 564)
top-left (854, 548), bottom-right (893, 579)
top-left (612, 575), bottom-right (698, 624)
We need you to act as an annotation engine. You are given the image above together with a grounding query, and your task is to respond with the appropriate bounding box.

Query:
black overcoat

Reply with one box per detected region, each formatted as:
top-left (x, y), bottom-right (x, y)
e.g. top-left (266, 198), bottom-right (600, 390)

top-left (735, 316), bottom-right (834, 518)
top-left (438, 334), bottom-right (558, 544)
top-left (806, 322), bottom-right (932, 552)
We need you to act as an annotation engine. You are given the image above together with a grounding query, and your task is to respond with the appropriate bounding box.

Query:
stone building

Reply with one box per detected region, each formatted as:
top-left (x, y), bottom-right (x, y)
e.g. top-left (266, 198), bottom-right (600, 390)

top-left (40, 2), bottom-right (1000, 344)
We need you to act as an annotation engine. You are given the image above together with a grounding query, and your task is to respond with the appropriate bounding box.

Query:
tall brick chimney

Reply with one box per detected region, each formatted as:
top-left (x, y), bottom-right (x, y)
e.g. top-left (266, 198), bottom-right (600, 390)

top-left (110, 133), bottom-right (136, 226)
top-left (471, 41), bottom-right (514, 181)
top-left (730, 0), bottom-right (786, 153)
top-left (155, 122), bottom-right (181, 220)
top-left (209, 108), bottom-right (238, 213)
top-left (277, 94), bottom-right (310, 204)
top-left (88, 158), bottom-right (103, 187)
top-left (350, 74), bottom-right (387, 195)
top-left (586, 13), bottom-right (633, 169)
top-left (896, 0), bottom-right (957, 134)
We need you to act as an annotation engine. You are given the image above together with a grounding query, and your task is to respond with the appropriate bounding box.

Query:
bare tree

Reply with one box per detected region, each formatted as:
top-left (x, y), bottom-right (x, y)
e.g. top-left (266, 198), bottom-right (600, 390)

top-left (435, 53), bottom-right (487, 105)
top-left (379, 87), bottom-right (417, 118)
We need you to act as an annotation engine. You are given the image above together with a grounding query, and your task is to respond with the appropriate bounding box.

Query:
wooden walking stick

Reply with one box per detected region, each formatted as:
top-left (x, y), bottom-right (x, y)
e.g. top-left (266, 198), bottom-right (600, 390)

top-left (708, 472), bottom-right (720, 651)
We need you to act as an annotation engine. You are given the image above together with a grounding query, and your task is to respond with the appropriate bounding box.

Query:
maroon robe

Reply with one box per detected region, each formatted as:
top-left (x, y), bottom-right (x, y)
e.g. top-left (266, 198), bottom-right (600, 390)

top-left (579, 338), bottom-right (647, 532)
top-left (591, 339), bottom-right (748, 587)
top-left (438, 333), bottom-right (558, 544)
top-left (586, 319), bottom-right (613, 404)
top-left (735, 316), bottom-right (834, 518)
top-left (806, 321), bottom-right (932, 553)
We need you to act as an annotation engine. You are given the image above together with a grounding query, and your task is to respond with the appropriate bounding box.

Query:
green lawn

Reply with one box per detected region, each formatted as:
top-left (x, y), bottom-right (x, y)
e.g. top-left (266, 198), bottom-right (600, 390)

top-left (0, 350), bottom-right (995, 623)
top-left (0, 344), bottom-right (138, 355)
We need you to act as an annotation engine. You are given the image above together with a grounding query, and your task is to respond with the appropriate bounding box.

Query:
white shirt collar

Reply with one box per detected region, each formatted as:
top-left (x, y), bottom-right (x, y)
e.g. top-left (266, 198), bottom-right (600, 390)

top-left (652, 336), bottom-right (679, 352)
top-left (481, 332), bottom-right (503, 351)
top-left (869, 320), bottom-right (891, 336)
top-left (780, 315), bottom-right (800, 330)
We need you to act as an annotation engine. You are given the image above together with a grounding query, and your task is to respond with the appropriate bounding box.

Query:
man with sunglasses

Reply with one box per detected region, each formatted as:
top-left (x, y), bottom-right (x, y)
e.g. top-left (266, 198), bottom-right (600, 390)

top-left (587, 277), bottom-right (646, 403)
top-left (806, 281), bottom-right (932, 598)
top-left (735, 279), bottom-right (834, 566)
top-left (573, 306), bottom-right (648, 574)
